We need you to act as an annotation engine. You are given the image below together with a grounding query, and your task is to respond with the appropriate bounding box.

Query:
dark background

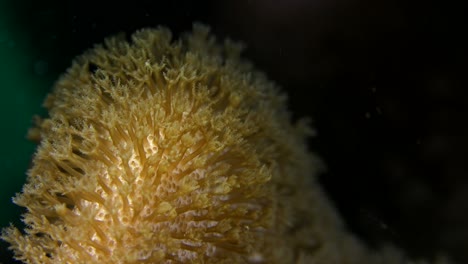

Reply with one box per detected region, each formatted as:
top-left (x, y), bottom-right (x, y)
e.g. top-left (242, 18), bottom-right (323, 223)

top-left (1, 0), bottom-right (466, 263)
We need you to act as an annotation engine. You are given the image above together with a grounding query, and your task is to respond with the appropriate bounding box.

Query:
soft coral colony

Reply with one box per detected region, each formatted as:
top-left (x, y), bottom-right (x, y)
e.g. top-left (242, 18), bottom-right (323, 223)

top-left (1, 24), bottom-right (451, 264)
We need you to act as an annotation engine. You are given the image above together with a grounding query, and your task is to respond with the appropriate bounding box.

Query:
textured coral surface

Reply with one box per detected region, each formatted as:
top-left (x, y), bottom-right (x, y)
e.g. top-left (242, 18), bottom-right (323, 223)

top-left (1, 25), bottom-right (452, 264)
top-left (1, 25), bottom-right (332, 263)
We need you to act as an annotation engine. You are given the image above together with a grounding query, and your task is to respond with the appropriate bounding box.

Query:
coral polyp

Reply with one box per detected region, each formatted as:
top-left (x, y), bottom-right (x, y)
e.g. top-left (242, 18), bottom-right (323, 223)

top-left (2, 24), bottom-right (452, 264)
top-left (1, 25), bottom-right (331, 263)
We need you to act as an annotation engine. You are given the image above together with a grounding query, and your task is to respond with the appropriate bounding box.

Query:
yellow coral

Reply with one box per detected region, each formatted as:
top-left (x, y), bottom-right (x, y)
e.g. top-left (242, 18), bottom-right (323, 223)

top-left (1, 24), bottom-right (330, 263)
top-left (1, 24), bottom-right (452, 264)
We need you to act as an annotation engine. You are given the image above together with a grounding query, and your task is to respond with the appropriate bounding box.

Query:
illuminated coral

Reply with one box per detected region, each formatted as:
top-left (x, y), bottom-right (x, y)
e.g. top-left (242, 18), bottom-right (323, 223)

top-left (1, 24), bottom-right (452, 264)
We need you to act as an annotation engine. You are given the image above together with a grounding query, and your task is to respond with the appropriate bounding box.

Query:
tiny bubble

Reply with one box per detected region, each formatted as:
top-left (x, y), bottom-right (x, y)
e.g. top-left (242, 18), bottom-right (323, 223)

top-left (365, 112), bottom-right (371, 119)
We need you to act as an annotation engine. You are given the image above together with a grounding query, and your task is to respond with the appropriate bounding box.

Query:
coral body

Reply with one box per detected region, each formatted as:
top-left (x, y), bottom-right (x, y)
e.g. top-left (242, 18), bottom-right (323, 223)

top-left (1, 25), bottom-right (452, 264)
top-left (2, 25), bottom-right (337, 263)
